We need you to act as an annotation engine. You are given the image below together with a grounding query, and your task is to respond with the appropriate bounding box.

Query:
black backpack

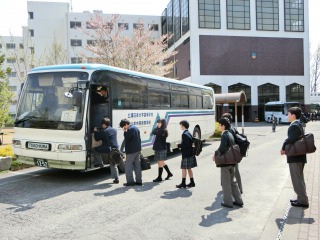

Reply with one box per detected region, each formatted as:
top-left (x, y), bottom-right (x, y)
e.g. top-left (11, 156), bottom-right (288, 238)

top-left (234, 133), bottom-right (250, 157)
top-left (193, 137), bottom-right (203, 156)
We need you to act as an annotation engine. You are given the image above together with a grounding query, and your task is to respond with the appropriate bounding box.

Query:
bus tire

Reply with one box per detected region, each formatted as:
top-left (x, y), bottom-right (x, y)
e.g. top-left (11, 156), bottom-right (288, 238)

top-left (193, 127), bottom-right (201, 139)
top-left (118, 158), bottom-right (125, 173)
top-left (278, 118), bottom-right (282, 124)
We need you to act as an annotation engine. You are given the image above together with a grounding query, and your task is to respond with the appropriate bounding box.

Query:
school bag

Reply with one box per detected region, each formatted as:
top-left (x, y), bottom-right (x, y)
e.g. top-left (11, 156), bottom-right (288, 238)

top-left (234, 133), bottom-right (250, 157)
top-left (193, 137), bottom-right (203, 156)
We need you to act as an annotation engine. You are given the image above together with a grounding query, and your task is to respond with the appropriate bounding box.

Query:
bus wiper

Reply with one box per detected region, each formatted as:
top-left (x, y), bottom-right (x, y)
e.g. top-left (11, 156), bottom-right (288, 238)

top-left (14, 115), bottom-right (40, 125)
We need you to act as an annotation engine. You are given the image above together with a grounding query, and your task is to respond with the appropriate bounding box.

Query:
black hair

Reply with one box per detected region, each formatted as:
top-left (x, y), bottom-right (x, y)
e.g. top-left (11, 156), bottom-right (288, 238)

top-left (221, 113), bottom-right (233, 122)
top-left (179, 120), bottom-right (189, 129)
top-left (288, 107), bottom-right (302, 119)
top-left (157, 118), bottom-right (168, 137)
top-left (218, 118), bottom-right (230, 130)
top-left (101, 117), bottom-right (111, 126)
top-left (119, 118), bottom-right (130, 128)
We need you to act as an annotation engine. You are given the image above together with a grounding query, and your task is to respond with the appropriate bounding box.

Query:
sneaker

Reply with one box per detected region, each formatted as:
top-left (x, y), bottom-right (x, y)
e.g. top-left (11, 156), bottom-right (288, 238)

top-left (113, 179), bottom-right (119, 184)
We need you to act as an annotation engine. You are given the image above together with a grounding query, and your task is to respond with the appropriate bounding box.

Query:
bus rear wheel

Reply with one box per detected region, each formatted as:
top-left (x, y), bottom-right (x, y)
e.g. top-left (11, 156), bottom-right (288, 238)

top-left (193, 127), bottom-right (201, 139)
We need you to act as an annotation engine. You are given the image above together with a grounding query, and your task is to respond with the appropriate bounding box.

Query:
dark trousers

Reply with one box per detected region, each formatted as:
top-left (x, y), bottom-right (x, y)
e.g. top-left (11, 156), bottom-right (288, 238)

top-left (289, 162), bottom-right (308, 205)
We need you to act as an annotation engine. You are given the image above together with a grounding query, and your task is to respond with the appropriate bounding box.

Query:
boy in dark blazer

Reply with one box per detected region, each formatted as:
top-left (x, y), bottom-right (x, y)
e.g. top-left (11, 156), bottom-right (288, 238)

top-left (281, 107), bottom-right (309, 208)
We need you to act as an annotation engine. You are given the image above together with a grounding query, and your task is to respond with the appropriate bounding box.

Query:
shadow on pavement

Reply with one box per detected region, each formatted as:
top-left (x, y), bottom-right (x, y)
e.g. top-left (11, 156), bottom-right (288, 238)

top-left (199, 191), bottom-right (238, 227)
top-left (275, 206), bottom-right (315, 229)
top-left (160, 189), bottom-right (192, 199)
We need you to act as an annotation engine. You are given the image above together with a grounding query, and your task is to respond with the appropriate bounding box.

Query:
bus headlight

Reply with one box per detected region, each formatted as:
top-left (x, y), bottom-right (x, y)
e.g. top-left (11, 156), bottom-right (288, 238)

top-left (12, 139), bottom-right (22, 147)
top-left (58, 144), bottom-right (83, 151)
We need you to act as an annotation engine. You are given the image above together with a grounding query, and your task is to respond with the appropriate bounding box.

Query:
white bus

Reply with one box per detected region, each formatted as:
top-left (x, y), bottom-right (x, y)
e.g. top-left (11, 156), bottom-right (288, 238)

top-left (264, 101), bottom-right (300, 123)
top-left (12, 64), bottom-right (215, 171)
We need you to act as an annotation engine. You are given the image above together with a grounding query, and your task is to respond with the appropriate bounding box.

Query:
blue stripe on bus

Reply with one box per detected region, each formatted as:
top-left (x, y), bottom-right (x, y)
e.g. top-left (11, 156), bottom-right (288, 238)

top-left (141, 111), bottom-right (215, 147)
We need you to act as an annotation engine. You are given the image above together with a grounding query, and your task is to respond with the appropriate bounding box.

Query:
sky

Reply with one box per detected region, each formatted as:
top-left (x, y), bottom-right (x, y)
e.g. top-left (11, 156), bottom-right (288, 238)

top-left (0, 0), bottom-right (319, 54)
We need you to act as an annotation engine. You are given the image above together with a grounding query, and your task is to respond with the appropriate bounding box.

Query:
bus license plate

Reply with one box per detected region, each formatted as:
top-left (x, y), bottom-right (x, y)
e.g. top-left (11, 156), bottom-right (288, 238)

top-left (34, 158), bottom-right (48, 168)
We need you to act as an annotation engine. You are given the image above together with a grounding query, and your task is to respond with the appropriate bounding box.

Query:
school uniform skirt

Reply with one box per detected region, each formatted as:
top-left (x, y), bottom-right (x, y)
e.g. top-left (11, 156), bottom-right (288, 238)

top-left (154, 150), bottom-right (167, 161)
top-left (181, 156), bottom-right (197, 169)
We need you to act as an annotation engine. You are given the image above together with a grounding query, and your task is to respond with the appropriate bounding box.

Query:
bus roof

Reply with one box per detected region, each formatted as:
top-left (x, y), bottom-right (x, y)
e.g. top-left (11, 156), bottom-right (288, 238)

top-left (30, 64), bottom-right (213, 91)
top-left (265, 101), bottom-right (300, 105)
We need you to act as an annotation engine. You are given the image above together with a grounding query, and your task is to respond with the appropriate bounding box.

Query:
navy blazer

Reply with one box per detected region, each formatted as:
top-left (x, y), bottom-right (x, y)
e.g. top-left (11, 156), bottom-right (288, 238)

top-left (124, 125), bottom-right (141, 154)
top-left (152, 128), bottom-right (167, 151)
top-left (94, 126), bottom-right (118, 153)
top-left (178, 130), bottom-right (194, 158)
top-left (282, 120), bottom-right (306, 163)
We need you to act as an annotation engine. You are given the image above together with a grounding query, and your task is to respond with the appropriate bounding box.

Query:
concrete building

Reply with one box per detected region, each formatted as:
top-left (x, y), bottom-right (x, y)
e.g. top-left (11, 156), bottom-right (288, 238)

top-left (1, 0), bottom-right (310, 121)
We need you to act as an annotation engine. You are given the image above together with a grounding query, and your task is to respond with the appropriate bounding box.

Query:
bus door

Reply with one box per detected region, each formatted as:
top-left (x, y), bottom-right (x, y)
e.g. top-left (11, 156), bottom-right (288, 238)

top-left (88, 85), bottom-right (111, 167)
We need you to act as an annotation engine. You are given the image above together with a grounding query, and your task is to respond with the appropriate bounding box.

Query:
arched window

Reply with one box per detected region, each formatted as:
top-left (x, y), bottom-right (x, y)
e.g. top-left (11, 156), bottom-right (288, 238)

top-left (228, 83), bottom-right (251, 104)
top-left (258, 83), bottom-right (279, 105)
top-left (205, 83), bottom-right (221, 94)
top-left (286, 83), bottom-right (304, 103)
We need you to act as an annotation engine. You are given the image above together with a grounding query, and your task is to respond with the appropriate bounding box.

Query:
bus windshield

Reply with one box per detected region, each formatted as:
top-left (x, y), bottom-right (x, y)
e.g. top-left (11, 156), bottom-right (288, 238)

top-left (15, 71), bottom-right (88, 130)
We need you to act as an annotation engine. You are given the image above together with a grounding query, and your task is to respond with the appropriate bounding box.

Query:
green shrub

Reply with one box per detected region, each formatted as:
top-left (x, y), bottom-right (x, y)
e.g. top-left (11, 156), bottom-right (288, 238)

top-left (212, 122), bottom-right (222, 138)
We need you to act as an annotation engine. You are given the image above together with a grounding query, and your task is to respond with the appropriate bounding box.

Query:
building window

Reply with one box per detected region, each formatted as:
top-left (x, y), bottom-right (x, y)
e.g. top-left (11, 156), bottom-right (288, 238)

top-left (161, 9), bottom-right (168, 35)
top-left (30, 47), bottom-right (34, 54)
top-left (133, 23), bottom-right (144, 29)
top-left (71, 57), bottom-right (82, 64)
top-left (148, 24), bottom-right (159, 31)
top-left (86, 22), bottom-right (97, 29)
top-left (286, 83), bottom-right (304, 103)
top-left (258, 83), bottom-right (279, 105)
top-left (227, 0), bottom-right (250, 30)
top-left (229, 83), bottom-right (251, 104)
top-left (256, 0), bottom-right (279, 31)
top-left (29, 29), bottom-right (34, 37)
top-left (167, 0), bottom-right (174, 47)
top-left (87, 40), bottom-right (97, 46)
top-left (6, 43), bottom-right (16, 49)
top-left (173, 0), bottom-right (181, 42)
top-left (181, 0), bottom-right (189, 35)
top-left (118, 23), bottom-right (129, 30)
top-left (19, 43), bottom-right (24, 49)
top-left (70, 21), bottom-right (81, 28)
top-left (8, 72), bottom-right (17, 78)
top-left (199, 0), bottom-right (221, 29)
top-left (6, 58), bottom-right (16, 63)
top-left (28, 12), bottom-right (33, 19)
top-left (285, 0), bottom-right (304, 32)
top-left (71, 39), bottom-right (82, 47)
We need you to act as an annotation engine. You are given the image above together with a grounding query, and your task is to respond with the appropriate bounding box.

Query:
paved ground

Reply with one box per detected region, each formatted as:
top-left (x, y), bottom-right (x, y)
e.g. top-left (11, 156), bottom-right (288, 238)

top-left (0, 122), bottom-right (319, 240)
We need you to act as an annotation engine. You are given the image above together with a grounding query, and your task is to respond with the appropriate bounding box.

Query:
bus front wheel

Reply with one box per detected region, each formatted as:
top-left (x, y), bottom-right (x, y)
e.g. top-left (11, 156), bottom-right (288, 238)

top-left (278, 118), bottom-right (282, 124)
top-left (118, 158), bottom-right (125, 173)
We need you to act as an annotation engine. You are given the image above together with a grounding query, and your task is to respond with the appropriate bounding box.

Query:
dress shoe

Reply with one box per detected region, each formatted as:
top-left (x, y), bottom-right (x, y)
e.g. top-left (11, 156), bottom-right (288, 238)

top-left (153, 177), bottom-right (162, 182)
top-left (165, 173), bottom-right (173, 180)
top-left (233, 201), bottom-right (244, 207)
top-left (113, 179), bottom-right (119, 184)
top-left (176, 183), bottom-right (186, 188)
top-left (291, 202), bottom-right (309, 208)
top-left (135, 182), bottom-right (143, 186)
top-left (290, 199), bottom-right (298, 203)
top-left (221, 202), bottom-right (233, 208)
top-left (123, 182), bottom-right (135, 187)
top-left (186, 182), bottom-right (195, 188)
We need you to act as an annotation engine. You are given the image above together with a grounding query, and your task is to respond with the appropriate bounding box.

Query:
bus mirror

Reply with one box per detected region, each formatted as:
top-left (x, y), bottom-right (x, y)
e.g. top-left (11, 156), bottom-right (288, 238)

top-left (73, 90), bottom-right (83, 107)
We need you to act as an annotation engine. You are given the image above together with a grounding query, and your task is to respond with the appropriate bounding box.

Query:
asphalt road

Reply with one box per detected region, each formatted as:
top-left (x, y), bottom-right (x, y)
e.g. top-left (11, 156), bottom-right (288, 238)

top-left (0, 122), bottom-right (319, 240)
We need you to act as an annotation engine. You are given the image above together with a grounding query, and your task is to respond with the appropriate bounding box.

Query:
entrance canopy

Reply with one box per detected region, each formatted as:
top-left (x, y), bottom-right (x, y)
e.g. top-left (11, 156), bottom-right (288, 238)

top-left (215, 91), bottom-right (247, 134)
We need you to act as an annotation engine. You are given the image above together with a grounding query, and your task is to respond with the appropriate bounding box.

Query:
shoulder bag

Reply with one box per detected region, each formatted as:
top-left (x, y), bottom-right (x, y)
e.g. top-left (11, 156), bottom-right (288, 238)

top-left (215, 135), bottom-right (242, 165)
top-left (285, 133), bottom-right (316, 157)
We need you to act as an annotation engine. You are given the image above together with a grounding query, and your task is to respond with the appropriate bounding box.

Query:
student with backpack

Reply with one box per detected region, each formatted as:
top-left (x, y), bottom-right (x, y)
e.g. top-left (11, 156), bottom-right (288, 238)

top-left (221, 113), bottom-right (244, 194)
top-left (176, 120), bottom-right (197, 188)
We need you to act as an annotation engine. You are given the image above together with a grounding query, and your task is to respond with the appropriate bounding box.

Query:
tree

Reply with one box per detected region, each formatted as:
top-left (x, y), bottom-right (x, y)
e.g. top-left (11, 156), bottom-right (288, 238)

top-left (0, 54), bottom-right (14, 128)
top-left (310, 44), bottom-right (320, 93)
top-left (42, 37), bottom-right (68, 66)
top-left (80, 14), bottom-right (177, 76)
